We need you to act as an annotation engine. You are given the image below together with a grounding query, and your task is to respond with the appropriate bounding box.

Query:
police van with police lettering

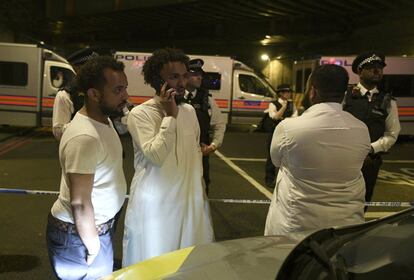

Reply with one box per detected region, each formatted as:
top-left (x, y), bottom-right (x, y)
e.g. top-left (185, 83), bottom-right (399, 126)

top-left (115, 51), bottom-right (278, 125)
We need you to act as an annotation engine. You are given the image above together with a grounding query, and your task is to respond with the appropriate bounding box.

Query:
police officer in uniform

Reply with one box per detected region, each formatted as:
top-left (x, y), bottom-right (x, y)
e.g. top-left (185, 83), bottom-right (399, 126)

top-left (184, 58), bottom-right (226, 195)
top-left (343, 52), bottom-right (400, 207)
top-left (264, 84), bottom-right (298, 187)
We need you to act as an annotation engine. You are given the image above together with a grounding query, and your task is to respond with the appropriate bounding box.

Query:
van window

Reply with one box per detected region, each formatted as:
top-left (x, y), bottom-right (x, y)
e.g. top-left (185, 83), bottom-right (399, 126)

top-left (202, 72), bottom-right (221, 90)
top-left (0, 61), bottom-right (28, 86)
top-left (50, 66), bottom-right (75, 89)
top-left (239, 74), bottom-right (272, 97)
top-left (381, 75), bottom-right (414, 97)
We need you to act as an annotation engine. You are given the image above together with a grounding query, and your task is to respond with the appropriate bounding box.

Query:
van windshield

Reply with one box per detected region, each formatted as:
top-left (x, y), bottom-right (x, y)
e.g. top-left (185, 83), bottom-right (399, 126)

top-left (50, 66), bottom-right (75, 89)
top-left (239, 74), bottom-right (276, 98)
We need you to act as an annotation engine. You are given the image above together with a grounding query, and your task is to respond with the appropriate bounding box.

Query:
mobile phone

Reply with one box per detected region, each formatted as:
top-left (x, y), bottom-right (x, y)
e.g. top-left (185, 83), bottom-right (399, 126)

top-left (153, 75), bottom-right (171, 94)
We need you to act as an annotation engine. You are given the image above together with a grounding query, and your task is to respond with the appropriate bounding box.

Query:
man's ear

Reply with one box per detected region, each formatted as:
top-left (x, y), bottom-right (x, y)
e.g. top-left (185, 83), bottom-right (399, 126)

top-left (86, 88), bottom-right (100, 102)
top-left (309, 86), bottom-right (318, 104)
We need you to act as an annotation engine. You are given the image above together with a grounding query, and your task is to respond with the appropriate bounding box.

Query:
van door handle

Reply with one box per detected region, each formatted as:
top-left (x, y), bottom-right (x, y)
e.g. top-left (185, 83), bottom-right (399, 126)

top-left (49, 93), bottom-right (57, 97)
top-left (239, 96), bottom-right (245, 99)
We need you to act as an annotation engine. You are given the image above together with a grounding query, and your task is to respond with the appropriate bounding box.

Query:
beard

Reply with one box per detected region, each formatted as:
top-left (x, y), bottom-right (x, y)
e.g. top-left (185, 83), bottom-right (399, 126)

top-left (174, 93), bottom-right (185, 104)
top-left (174, 87), bottom-right (186, 104)
top-left (100, 100), bottom-right (126, 117)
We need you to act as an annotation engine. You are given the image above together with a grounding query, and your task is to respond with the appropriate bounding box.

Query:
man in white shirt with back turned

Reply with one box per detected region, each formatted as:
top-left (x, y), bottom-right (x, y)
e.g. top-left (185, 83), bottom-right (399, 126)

top-left (265, 64), bottom-right (371, 236)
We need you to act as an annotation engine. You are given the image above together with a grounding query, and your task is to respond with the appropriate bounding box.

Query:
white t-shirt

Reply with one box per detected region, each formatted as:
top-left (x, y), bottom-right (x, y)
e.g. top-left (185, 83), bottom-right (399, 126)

top-left (51, 113), bottom-right (127, 225)
top-left (52, 90), bottom-right (74, 139)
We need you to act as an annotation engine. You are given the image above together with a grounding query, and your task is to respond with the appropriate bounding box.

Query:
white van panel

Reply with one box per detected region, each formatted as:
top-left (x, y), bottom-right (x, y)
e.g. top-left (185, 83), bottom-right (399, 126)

top-left (0, 44), bottom-right (42, 126)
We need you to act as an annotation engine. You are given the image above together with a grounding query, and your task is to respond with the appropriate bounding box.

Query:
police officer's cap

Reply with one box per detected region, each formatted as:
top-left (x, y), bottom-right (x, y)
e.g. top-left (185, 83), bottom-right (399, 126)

top-left (276, 84), bottom-right (293, 93)
top-left (188, 58), bottom-right (205, 74)
top-left (352, 52), bottom-right (386, 74)
top-left (67, 47), bottom-right (99, 66)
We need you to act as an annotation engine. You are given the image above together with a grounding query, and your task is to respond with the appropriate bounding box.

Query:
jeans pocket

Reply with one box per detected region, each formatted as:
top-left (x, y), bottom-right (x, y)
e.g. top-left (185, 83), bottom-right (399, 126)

top-left (46, 224), bottom-right (68, 249)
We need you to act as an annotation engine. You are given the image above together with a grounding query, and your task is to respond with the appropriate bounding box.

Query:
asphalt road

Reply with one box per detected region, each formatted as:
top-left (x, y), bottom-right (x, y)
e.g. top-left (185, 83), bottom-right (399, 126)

top-left (0, 125), bottom-right (413, 279)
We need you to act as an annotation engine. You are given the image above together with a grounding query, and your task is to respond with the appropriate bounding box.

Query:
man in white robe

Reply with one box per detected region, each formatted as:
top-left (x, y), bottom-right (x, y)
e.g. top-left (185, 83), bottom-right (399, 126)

top-left (265, 64), bottom-right (371, 236)
top-left (123, 48), bottom-right (214, 266)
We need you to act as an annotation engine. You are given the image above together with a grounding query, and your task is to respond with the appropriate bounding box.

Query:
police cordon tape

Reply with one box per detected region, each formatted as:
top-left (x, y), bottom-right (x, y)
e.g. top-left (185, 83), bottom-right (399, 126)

top-left (1, 187), bottom-right (413, 207)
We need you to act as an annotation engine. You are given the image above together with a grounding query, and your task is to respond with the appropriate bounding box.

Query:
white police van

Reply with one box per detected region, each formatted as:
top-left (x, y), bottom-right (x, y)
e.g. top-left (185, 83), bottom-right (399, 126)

top-left (292, 56), bottom-right (414, 135)
top-left (0, 42), bottom-right (75, 127)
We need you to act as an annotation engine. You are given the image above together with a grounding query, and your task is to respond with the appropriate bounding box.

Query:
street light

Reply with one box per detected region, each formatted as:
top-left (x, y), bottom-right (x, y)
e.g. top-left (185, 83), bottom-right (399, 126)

top-left (261, 54), bottom-right (270, 61)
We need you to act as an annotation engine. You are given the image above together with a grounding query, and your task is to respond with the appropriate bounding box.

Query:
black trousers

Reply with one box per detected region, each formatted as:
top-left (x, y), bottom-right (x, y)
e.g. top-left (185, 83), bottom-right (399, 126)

top-left (265, 131), bottom-right (278, 187)
top-left (202, 155), bottom-right (210, 195)
top-left (362, 155), bottom-right (383, 207)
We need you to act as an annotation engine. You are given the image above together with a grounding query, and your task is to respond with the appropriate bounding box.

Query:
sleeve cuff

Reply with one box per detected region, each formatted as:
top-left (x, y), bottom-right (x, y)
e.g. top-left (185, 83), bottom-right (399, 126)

top-left (371, 142), bottom-right (380, 154)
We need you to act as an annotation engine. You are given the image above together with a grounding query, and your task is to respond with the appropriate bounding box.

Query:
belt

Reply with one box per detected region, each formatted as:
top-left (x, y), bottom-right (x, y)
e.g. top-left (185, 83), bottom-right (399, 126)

top-left (48, 214), bottom-right (114, 235)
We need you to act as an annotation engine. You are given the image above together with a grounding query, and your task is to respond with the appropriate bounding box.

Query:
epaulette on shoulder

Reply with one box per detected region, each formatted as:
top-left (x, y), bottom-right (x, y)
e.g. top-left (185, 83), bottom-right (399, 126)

top-left (382, 90), bottom-right (396, 100)
top-left (387, 91), bottom-right (396, 100)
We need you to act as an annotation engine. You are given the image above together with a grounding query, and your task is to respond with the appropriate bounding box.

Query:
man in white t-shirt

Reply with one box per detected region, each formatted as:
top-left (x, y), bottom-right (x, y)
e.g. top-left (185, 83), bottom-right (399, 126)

top-left (46, 56), bottom-right (129, 279)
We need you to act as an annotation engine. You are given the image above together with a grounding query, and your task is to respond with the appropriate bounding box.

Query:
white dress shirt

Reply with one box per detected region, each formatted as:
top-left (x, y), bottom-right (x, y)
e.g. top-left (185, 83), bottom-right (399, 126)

top-left (355, 83), bottom-right (401, 153)
top-left (265, 102), bottom-right (371, 236)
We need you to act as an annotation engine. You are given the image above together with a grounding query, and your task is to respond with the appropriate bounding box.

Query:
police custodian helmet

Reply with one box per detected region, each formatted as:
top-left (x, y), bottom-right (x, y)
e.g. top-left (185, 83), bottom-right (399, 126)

top-left (67, 47), bottom-right (99, 66)
top-left (352, 52), bottom-right (386, 74)
top-left (188, 58), bottom-right (205, 74)
top-left (276, 84), bottom-right (293, 93)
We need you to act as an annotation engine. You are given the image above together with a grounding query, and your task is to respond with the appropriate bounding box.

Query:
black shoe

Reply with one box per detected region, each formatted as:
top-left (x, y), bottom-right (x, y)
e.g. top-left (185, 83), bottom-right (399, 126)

top-left (113, 258), bottom-right (122, 270)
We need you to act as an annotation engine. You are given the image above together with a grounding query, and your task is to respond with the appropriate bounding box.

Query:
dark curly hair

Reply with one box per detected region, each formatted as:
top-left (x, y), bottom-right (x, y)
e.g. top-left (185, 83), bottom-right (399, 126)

top-left (76, 56), bottom-right (125, 95)
top-left (142, 48), bottom-right (189, 90)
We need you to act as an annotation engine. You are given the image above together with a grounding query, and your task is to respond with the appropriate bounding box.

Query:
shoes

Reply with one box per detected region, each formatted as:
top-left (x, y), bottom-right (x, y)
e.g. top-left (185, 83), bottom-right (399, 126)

top-left (113, 258), bottom-right (122, 270)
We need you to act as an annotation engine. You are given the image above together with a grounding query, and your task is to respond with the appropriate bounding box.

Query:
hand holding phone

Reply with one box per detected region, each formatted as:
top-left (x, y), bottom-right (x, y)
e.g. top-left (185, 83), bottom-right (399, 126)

top-left (154, 76), bottom-right (178, 118)
top-left (153, 75), bottom-right (171, 94)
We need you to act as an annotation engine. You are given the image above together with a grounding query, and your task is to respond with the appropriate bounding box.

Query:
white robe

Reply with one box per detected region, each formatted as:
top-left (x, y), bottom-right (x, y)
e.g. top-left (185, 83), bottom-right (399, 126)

top-left (123, 98), bottom-right (214, 266)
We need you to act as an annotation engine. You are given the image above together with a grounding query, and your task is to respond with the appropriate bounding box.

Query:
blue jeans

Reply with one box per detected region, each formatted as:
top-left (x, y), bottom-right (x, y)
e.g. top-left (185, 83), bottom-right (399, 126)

top-left (46, 215), bottom-right (114, 280)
